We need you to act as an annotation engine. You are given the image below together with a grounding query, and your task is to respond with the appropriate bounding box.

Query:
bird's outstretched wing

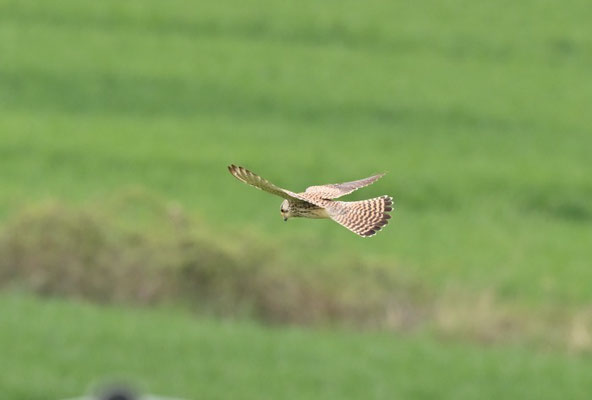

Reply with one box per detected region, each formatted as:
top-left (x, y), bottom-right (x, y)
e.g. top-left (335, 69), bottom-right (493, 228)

top-left (228, 165), bottom-right (304, 202)
top-left (305, 173), bottom-right (385, 199)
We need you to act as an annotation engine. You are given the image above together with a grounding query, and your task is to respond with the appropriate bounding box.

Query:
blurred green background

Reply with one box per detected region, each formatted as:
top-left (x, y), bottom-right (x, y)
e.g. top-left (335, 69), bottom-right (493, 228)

top-left (1, 0), bottom-right (591, 398)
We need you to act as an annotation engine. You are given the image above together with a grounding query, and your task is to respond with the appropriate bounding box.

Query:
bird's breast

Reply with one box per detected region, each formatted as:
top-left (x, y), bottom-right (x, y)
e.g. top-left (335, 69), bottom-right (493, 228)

top-left (293, 203), bottom-right (330, 219)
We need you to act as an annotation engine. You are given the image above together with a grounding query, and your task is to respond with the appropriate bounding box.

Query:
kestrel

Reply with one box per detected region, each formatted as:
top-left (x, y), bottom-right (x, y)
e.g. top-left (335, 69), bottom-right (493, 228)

top-left (228, 165), bottom-right (393, 237)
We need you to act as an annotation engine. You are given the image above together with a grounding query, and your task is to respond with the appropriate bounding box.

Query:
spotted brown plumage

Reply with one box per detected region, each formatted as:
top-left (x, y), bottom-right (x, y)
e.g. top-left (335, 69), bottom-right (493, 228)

top-left (304, 173), bottom-right (385, 199)
top-left (228, 164), bottom-right (393, 237)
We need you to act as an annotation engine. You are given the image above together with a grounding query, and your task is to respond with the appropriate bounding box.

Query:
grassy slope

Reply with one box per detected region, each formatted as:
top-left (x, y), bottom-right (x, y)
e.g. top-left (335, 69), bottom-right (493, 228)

top-left (2, 293), bottom-right (592, 400)
top-left (1, 1), bottom-right (591, 304)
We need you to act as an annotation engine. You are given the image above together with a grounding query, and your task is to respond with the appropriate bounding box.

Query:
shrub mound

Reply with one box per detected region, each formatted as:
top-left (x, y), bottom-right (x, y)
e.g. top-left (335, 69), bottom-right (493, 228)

top-left (0, 198), bottom-right (424, 328)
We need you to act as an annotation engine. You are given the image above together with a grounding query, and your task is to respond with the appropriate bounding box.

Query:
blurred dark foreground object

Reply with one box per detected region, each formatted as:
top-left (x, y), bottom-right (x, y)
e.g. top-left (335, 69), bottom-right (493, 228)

top-left (96, 385), bottom-right (137, 400)
top-left (62, 383), bottom-right (188, 400)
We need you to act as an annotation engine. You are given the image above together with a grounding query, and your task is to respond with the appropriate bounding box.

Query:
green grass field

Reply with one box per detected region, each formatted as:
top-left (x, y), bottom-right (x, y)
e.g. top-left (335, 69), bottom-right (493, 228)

top-left (1, 0), bottom-right (592, 397)
top-left (3, 294), bottom-right (592, 400)
top-left (1, 0), bottom-right (591, 304)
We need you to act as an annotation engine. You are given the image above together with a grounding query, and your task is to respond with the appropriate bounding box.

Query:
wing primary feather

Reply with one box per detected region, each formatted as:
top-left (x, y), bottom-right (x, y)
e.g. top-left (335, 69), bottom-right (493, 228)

top-left (228, 164), bottom-right (304, 202)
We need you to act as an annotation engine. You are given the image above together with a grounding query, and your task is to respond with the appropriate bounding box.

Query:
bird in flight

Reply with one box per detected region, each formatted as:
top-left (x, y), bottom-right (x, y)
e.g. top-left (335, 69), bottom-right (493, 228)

top-left (228, 165), bottom-right (393, 237)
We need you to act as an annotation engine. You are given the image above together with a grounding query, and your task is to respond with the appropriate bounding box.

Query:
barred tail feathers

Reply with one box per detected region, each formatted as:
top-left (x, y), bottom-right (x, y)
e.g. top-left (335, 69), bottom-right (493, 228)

top-left (329, 196), bottom-right (393, 237)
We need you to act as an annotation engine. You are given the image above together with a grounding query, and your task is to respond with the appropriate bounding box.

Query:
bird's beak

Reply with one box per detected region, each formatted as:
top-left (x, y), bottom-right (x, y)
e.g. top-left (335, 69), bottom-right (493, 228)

top-left (283, 217), bottom-right (288, 222)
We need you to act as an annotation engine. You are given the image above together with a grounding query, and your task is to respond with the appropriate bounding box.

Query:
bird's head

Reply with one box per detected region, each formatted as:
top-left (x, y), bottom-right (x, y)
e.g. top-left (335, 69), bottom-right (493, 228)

top-left (280, 200), bottom-right (292, 221)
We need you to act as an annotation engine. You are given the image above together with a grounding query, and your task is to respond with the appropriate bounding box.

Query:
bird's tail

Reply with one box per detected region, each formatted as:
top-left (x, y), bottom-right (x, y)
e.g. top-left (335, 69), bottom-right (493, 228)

top-left (328, 195), bottom-right (393, 237)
